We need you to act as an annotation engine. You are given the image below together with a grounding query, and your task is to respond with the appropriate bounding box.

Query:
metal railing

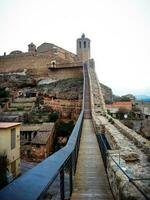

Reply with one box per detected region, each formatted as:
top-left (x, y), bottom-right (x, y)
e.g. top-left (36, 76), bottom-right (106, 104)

top-left (0, 65), bottom-right (86, 200)
top-left (96, 133), bottom-right (111, 170)
top-left (96, 133), bottom-right (150, 200)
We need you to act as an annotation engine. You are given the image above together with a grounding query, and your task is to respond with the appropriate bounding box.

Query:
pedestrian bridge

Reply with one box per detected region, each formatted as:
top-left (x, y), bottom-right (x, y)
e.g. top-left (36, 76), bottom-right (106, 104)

top-left (71, 119), bottom-right (113, 200)
top-left (0, 60), bottom-right (149, 200)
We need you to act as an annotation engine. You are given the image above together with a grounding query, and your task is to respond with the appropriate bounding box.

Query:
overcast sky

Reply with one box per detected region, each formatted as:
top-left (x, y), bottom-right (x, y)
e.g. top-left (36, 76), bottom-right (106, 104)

top-left (0, 0), bottom-right (150, 96)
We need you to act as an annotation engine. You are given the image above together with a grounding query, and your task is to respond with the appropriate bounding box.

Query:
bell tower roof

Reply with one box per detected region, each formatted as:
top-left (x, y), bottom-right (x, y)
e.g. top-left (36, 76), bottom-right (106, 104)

top-left (81, 33), bottom-right (85, 38)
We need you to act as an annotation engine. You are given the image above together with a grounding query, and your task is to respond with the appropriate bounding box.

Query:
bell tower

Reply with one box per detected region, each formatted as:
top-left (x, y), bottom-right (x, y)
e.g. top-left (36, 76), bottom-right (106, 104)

top-left (28, 42), bottom-right (36, 53)
top-left (77, 33), bottom-right (90, 62)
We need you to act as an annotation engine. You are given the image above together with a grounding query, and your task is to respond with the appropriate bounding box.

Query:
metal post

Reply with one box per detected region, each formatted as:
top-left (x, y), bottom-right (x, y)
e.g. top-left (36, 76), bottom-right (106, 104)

top-left (60, 168), bottom-right (65, 200)
top-left (119, 151), bottom-right (120, 165)
top-left (69, 157), bottom-right (73, 197)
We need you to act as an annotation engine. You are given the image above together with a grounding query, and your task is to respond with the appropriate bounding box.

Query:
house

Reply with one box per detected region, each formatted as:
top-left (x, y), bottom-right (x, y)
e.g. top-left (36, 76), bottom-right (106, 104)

top-left (106, 101), bottom-right (132, 118)
top-left (31, 123), bottom-right (55, 160)
top-left (137, 101), bottom-right (150, 119)
top-left (0, 122), bottom-right (21, 179)
top-left (20, 123), bottom-right (55, 143)
top-left (106, 101), bottom-right (132, 110)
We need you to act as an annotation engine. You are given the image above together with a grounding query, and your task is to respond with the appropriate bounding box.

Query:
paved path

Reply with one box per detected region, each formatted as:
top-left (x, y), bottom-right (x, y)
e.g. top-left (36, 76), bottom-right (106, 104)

top-left (71, 119), bottom-right (113, 200)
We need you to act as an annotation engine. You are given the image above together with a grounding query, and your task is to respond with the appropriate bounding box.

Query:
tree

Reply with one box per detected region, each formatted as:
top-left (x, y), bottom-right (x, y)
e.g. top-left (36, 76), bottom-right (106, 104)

top-left (116, 108), bottom-right (129, 120)
top-left (48, 111), bottom-right (59, 122)
top-left (23, 113), bottom-right (30, 123)
top-left (56, 121), bottom-right (74, 137)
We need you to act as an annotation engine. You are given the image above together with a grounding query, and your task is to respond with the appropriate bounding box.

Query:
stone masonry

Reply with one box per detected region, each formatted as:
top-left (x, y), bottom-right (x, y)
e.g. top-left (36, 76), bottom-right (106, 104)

top-left (87, 59), bottom-right (150, 200)
top-left (0, 42), bottom-right (82, 80)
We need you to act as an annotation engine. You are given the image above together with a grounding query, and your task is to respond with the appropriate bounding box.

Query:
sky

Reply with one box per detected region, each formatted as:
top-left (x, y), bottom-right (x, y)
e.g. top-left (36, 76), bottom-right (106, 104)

top-left (0, 0), bottom-right (150, 96)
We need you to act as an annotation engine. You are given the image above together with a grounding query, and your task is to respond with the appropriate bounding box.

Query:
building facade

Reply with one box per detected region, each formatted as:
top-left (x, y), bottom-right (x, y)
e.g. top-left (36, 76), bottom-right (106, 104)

top-left (0, 123), bottom-right (21, 179)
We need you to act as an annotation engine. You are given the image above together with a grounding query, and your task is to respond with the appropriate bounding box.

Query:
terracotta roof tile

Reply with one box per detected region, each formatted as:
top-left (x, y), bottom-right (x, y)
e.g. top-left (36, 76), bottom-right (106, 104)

top-left (106, 101), bottom-right (132, 110)
top-left (21, 123), bottom-right (54, 132)
top-left (0, 122), bottom-right (21, 129)
top-left (31, 131), bottom-right (52, 144)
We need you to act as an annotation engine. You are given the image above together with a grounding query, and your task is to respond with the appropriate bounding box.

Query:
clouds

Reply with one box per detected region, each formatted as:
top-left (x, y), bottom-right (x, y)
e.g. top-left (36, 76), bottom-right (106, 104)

top-left (0, 0), bottom-right (149, 95)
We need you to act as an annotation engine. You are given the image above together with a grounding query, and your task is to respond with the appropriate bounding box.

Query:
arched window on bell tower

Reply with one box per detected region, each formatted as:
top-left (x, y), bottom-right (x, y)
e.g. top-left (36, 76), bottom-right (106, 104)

top-left (79, 41), bottom-right (82, 48)
top-left (84, 41), bottom-right (86, 48)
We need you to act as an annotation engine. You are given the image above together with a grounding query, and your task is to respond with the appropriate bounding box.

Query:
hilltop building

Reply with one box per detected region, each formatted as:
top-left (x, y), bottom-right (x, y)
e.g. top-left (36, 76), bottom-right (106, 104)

top-left (0, 34), bottom-right (113, 107)
top-left (0, 34), bottom-right (91, 79)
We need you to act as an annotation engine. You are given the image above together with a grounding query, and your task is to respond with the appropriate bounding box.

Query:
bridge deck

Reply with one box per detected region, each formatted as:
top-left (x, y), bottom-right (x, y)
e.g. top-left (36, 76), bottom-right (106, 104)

top-left (71, 119), bottom-right (113, 200)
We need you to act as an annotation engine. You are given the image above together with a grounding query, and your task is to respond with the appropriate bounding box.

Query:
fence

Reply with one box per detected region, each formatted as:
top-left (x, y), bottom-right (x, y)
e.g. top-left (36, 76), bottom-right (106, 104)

top-left (96, 133), bottom-right (150, 200)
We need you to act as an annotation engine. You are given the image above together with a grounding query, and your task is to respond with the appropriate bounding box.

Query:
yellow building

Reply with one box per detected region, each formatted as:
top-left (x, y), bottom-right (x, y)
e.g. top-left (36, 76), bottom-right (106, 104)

top-left (0, 122), bottom-right (21, 179)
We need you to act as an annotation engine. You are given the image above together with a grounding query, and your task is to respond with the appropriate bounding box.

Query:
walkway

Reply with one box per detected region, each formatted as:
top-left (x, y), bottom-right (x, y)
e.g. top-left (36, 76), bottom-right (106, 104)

top-left (71, 64), bottom-right (113, 199)
top-left (71, 119), bottom-right (113, 200)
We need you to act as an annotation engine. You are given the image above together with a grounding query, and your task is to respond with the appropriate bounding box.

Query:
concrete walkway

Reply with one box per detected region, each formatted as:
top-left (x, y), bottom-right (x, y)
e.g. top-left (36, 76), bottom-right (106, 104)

top-left (71, 119), bottom-right (113, 200)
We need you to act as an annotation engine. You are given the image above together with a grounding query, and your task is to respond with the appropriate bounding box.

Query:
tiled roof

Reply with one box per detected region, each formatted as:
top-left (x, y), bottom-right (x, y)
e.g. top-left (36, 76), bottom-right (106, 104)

top-left (0, 122), bottom-right (21, 129)
top-left (21, 123), bottom-right (54, 132)
top-left (31, 131), bottom-right (52, 144)
top-left (106, 101), bottom-right (132, 110)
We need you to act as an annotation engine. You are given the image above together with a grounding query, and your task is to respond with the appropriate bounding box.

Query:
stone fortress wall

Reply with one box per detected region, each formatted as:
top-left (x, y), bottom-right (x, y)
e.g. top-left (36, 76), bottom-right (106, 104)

top-left (0, 41), bottom-right (112, 103)
top-left (0, 42), bottom-right (83, 80)
top-left (87, 59), bottom-right (150, 200)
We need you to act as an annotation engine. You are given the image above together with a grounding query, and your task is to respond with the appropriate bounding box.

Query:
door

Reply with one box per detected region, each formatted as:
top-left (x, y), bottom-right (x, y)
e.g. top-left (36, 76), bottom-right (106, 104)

top-left (11, 160), bottom-right (16, 178)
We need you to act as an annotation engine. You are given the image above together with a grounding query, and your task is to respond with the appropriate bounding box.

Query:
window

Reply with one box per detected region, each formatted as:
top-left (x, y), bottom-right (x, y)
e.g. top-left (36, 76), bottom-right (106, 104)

top-left (84, 41), bottom-right (86, 48)
top-left (11, 128), bottom-right (16, 150)
top-left (79, 41), bottom-right (81, 48)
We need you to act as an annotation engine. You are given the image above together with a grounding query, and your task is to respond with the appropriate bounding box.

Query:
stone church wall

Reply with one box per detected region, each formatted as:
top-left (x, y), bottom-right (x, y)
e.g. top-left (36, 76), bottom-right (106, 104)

top-left (0, 54), bottom-right (83, 80)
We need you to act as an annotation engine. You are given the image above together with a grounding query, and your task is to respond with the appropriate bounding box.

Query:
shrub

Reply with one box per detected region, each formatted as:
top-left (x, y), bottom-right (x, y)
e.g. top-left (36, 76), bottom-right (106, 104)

top-left (56, 120), bottom-right (74, 137)
top-left (0, 87), bottom-right (10, 98)
top-left (108, 118), bottom-right (114, 124)
top-left (48, 111), bottom-right (59, 122)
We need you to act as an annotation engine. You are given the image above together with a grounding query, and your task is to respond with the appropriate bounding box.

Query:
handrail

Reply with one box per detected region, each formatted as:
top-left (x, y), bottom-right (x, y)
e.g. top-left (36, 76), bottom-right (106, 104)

top-left (0, 64), bottom-right (86, 200)
top-left (82, 63), bottom-right (86, 111)
top-left (109, 154), bottom-right (150, 200)
top-left (96, 133), bottom-right (150, 200)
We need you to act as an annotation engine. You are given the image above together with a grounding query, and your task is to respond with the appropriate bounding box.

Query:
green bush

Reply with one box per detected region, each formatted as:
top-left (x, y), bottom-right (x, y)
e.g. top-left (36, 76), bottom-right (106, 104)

top-left (108, 118), bottom-right (114, 124)
top-left (0, 87), bottom-right (10, 98)
top-left (107, 109), bottom-right (111, 115)
top-left (48, 111), bottom-right (59, 122)
top-left (17, 107), bottom-right (24, 111)
top-left (56, 121), bottom-right (74, 137)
